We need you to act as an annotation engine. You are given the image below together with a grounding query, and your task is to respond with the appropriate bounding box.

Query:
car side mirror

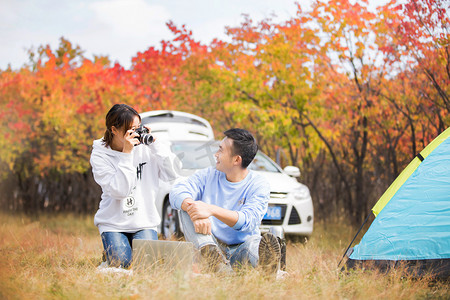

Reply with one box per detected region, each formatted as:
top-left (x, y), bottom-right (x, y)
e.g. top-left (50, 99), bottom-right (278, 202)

top-left (283, 166), bottom-right (300, 177)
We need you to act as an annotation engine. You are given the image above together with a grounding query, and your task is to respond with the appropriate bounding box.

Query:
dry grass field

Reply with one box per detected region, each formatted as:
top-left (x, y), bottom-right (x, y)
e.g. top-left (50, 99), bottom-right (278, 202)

top-left (0, 212), bottom-right (448, 299)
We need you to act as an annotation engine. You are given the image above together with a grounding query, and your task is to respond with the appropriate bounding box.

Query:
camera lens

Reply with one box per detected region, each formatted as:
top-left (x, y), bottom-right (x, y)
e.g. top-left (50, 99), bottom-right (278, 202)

top-left (135, 126), bottom-right (154, 145)
top-left (139, 133), bottom-right (154, 145)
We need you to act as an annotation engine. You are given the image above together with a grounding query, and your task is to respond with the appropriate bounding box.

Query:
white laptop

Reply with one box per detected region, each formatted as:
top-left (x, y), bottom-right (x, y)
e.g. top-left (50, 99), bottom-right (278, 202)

top-left (132, 240), bottom-right (195, 272)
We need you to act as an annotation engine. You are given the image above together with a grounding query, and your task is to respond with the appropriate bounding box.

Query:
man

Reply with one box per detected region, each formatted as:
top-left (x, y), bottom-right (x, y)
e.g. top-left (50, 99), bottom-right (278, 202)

top-left (169, 128), bottom-right (281, 273)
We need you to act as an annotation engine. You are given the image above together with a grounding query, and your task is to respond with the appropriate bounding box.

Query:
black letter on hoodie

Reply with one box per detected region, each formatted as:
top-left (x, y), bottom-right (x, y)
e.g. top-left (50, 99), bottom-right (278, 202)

top-left (137, 162), bottom-right (147, 180)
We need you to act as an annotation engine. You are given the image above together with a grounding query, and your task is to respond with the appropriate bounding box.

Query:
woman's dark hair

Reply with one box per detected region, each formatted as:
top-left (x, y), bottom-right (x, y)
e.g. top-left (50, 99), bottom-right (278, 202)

top-left (223, 128), bottom-right (258, 168)
top-left (102, 104), bottom-right (141, 147)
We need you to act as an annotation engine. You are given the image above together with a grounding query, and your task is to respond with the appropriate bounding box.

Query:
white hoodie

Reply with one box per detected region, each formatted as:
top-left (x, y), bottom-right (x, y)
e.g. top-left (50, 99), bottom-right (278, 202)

top-left (90, 138), bottom-right (179, 234)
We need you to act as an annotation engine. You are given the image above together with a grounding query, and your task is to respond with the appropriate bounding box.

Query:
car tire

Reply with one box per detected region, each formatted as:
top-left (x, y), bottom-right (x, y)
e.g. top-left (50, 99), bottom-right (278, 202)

top-left (161, 198), bottom-right (182, 240)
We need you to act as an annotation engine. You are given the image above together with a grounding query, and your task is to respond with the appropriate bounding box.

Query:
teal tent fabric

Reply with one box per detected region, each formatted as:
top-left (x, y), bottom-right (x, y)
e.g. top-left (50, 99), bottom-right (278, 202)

top-left (350, 136), bottom-right (450, 261)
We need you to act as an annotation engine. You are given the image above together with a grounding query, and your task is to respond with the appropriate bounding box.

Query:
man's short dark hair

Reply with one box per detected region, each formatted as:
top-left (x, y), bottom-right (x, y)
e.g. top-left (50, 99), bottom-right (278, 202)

top-left (224, 128), bottom-right (258, 168)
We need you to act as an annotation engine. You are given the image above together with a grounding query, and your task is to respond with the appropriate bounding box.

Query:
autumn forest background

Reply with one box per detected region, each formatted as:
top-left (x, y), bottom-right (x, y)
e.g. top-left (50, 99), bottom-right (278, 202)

top-left (0, 0), bottom-right (448, 225)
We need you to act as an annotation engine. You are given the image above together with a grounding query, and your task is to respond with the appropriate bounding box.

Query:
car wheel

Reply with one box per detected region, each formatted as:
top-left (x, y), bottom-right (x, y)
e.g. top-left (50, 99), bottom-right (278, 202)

top-left (161, 198), bottom-right (181, 240)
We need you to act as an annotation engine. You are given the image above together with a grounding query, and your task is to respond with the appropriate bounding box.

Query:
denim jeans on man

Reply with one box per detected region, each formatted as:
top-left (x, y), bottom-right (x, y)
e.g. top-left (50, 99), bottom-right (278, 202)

top-left (101, 229), bottom-right (158, 268)
top-left (179, 210), bottom-right (260, 268)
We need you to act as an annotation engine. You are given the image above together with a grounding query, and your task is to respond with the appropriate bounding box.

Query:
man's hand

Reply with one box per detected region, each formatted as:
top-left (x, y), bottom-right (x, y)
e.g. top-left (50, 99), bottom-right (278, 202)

top-left (180, 198), bottom-right (238, 229)
top-left (193, 218), bottom-right (212, 235)
top-left (181, 198), bottom-right (195, 211)
top-left (186, 201), bottom-right (213, 221)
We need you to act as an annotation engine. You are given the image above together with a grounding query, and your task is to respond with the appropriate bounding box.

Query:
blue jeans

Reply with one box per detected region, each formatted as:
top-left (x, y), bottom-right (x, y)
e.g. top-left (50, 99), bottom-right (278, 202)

top-left (179, 210), bottom-right (260, 268)
top-left (101, 229), bottom-right (158, 268)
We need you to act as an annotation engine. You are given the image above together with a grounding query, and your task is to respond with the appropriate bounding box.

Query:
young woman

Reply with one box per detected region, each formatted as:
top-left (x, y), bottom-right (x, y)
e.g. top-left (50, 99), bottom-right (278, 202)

top-left (90, 104), bottom-right (178, 268)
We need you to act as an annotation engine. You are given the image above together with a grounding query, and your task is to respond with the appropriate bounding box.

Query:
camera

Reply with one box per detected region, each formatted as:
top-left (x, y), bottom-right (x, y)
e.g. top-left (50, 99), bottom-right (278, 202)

top-left (135, 126), bottom-right (154, 145)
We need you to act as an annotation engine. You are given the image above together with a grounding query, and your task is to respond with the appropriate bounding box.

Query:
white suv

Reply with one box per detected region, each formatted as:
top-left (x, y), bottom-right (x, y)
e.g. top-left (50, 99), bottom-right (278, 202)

top-left (140, 110), bottom-right (214, 141)
top-left (141, 110), bottom-right (314, 239)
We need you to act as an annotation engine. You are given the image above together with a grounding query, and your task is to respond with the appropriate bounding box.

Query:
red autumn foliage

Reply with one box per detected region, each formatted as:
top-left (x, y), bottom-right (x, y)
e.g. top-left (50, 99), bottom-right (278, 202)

top-left (0, 0), bottom-right (447, 219)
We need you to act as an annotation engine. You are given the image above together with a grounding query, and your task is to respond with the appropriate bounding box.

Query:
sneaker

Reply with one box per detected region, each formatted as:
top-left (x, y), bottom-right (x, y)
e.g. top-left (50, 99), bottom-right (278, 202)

top-left (258, 232), bottom-right (281, 274)
top-left (200, 244), bottom-right (233, 274)
top-left (276, 269), bottom-right (289, 280)
top-left (96, 266), bottom-right (133, 276)
top-left (97, 261), bottom-right (109, 269)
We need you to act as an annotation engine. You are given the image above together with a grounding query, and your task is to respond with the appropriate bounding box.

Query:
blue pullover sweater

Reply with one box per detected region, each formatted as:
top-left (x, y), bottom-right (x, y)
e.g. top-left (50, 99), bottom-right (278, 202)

top-left (169, 167), bottom-right (270, 245)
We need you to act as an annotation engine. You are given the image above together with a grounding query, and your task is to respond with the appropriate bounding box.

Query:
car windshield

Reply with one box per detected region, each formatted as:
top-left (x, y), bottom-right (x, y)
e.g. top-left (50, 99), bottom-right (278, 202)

top-left (248, 152), bottom-right (281, 173)
top-left (170, 141), bottom-right (281, 173)
top-left (171, 141), bottom-right (218, 170)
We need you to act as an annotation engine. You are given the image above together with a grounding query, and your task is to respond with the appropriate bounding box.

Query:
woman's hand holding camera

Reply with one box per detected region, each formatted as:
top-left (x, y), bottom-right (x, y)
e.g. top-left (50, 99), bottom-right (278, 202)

top-left (122, 129), bottom-right (139, 153)
top-left (122, 125), bottom-right (155, 153)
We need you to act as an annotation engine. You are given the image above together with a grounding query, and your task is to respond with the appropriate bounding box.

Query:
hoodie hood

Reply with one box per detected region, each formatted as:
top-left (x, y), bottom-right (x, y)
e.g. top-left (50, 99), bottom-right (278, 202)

top-left (92, 138), bottom-right (120, 156)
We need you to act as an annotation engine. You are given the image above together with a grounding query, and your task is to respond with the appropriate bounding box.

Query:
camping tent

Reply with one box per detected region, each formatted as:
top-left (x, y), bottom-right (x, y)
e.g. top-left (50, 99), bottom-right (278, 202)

top-left (344, 127), bottom-right (450, 279)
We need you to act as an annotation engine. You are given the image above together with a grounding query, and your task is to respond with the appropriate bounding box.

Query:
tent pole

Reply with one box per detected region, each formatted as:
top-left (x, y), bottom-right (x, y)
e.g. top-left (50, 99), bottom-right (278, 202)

top-left (337, 213), bottom-right (372, 269)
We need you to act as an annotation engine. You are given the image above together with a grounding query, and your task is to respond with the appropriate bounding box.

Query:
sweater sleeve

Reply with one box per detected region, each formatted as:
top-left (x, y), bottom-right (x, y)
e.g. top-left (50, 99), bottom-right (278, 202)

top-left (146, 140), bottom-right (181, 183)
top-left (169, 167), bottom-right (210, 210)
top-left (90, 151), bottom-right (137, 200)
top-left (234, 176), bottom-right (270, 232)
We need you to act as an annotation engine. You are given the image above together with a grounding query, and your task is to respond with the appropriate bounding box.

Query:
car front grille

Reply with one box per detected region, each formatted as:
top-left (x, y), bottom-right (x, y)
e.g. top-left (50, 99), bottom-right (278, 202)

top-left (270, 192), bottom-right (288, 199)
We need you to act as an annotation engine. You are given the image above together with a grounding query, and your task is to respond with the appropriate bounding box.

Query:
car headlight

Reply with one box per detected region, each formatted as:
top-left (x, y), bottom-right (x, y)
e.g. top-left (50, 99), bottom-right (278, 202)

top-left (292, 187), bottom-right (310, 200)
